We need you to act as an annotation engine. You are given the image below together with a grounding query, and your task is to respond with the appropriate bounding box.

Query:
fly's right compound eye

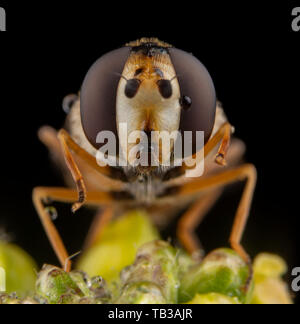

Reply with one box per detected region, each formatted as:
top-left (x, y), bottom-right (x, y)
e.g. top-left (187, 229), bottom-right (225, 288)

top-left (168, 48), bottom-right (217, 156)
top-left (80, 47), bottom-right (131, 150)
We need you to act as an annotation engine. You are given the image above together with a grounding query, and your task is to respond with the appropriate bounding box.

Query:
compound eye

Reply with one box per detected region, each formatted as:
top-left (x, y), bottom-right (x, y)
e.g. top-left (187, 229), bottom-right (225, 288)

top-left (168, 48), bottom-right (216, 155)
top-left (80, 47), bottom-right (131, 150)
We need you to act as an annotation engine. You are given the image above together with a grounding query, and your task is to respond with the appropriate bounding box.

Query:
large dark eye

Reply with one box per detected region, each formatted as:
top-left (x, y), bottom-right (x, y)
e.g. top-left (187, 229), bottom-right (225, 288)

top-left (168, 48), bottom-right (216, 155)
top-left (80, 47), bottom-right (131, 150)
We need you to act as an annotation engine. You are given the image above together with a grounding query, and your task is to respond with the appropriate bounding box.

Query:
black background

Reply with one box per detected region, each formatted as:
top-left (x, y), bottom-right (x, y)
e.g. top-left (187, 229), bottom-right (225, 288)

top-left (0, 2), bottom-right (299, 303)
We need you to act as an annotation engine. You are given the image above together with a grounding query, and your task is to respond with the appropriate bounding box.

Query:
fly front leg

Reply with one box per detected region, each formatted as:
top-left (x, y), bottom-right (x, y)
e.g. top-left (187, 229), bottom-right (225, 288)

top-left (204, 122), bottom-right (232, 166)
top-left (173, 164), bottom-right (257, 265)
top-left (57, 129), bottom-right (126, 212)
top-left (32, 187), bottom-right (112, 271)
top-left (177, 188), bottom-right (223, 260)
top-left (58, 130), bottom-right (87, 213)
top-left (173, 122), bottom-right (234, 188)
top-left (214, 123), bottom-right (232, 166)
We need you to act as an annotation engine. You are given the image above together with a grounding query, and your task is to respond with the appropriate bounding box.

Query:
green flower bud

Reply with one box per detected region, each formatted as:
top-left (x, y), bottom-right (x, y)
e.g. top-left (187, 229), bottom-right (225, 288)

top-left (251, 253), bottom-right (292, 304)
top-left (35, 265), bottom-right (111, 304)
top-left (179, 248), bottom-right (253, 303)
top-left (116, 240), bottom-right (180, 304)
top-left (77, 210), bottom-right (160, 283)
top-left (0, 241), bottom-right (37, 297)
top-left (36, 265), bottom-right (84, 304)
top-left (117, 282), bottom-right (166, 304)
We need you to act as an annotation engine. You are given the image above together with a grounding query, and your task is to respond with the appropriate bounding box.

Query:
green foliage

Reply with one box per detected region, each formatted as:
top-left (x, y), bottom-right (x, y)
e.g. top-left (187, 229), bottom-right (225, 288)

top-left (116, 240), bottom-right (180, 303)
top-left (35, 265), bottom-right (109, 304)
top-left (179, 248), bottom-right (252, 303)
top-left (77, 210), bottom-right (159, 282)
top-left (0, 211), bottom-right (292, 304)
top-left (0, 241), bottom-right (37, 297)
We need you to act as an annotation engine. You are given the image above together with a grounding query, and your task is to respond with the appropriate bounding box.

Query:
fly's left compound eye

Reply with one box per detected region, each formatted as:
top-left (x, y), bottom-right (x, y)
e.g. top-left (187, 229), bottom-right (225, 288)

top-left (80, 47), bottom-right (131, 150)
top-left (168, 48), bottom-right (216, 154)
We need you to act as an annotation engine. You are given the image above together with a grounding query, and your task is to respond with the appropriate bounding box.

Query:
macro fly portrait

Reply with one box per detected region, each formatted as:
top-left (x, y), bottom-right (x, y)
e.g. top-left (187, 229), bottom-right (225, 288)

top-left (32, 37), bottom-right (257, 278)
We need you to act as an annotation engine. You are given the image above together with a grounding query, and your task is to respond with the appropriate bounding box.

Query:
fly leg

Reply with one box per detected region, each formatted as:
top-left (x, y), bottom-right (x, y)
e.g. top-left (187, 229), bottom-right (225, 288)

top-left (32, 187), bottom-right (112, 271)
top-left (177, 188), bottom-right (223, 260)
top-left (171, 164), bottom-right (257, 265)
top-left (57, 131), bottom-right (88, 213)
top-left (57, 129), bottom-right (125, 212)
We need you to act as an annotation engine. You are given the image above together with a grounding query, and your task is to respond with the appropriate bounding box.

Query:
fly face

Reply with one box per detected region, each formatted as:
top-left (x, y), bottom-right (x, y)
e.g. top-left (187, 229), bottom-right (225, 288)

top-left (116, 48), bottom-right (182, 167)
top-left (80, 38), bottom-right (217, 175)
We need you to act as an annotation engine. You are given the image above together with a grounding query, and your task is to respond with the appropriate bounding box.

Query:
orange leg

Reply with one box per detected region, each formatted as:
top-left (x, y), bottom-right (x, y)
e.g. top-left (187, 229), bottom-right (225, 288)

top-left (215, 123), bottom-right (231, 166)
top-left (57, 129), bottom-right (125, 212)
top-left (177, 188), bottom-right (223, 260)
top-left (204, 122), bottom-right (232, 163)
top-left (58, 130), bottom-right (88, 213)
top-left (168, 122), bottom-right (233, 187)
top-left (32, 187), bottom-right (112, 271)
top-left (57, 129), bottom-right (114, 178)
top-left (172, 164), bottom-right (257, 264)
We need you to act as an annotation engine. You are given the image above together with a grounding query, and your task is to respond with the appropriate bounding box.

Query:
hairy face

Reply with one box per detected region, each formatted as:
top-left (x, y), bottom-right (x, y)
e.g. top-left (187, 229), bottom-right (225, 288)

top-left (116, 51), bottom-right (181, 166)
top-left (80, 38), bottom-right (216, 171)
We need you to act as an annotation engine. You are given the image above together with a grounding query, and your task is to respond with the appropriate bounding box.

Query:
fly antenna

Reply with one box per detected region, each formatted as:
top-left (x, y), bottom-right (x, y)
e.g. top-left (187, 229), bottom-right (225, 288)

top-left (114, 72), bottom-right (128, 82)
top-left (170, 75), bottom-right (180, 82)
